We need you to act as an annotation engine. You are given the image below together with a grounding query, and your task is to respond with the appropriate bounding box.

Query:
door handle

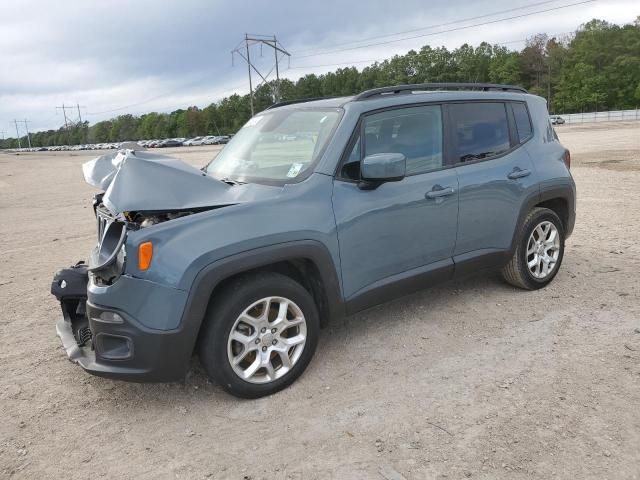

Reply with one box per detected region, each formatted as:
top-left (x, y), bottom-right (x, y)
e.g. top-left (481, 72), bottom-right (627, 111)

top-left (425, 186), bottom-right (455, 199)
top-left (507, 167), bottom-right (531, 180)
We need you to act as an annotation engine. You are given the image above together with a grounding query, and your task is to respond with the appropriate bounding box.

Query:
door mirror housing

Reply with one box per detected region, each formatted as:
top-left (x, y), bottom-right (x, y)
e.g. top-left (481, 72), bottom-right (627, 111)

top-left (359, 153), bottom-right (406, 188)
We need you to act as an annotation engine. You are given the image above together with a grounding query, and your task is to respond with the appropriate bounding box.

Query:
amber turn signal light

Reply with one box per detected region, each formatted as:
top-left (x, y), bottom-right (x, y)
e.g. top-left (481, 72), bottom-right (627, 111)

top-left (138, 241), bottom-right (153, 271)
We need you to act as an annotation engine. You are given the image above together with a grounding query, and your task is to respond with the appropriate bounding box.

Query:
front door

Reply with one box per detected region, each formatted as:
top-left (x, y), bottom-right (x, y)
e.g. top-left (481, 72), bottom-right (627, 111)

top-left (332, 104), bottom-right (458, 309)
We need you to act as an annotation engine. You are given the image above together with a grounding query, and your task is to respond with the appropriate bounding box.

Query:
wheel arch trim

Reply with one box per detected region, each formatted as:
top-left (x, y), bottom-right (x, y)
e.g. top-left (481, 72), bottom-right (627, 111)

top-left (509, 183), bottom-right (575, 255)
top-left (176, 240), bottom-right (345, 362)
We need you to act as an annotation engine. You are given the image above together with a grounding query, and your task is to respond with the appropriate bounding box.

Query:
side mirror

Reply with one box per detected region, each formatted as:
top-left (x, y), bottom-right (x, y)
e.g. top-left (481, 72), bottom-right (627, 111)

top-left (360, 153), bottom-right (406, 189)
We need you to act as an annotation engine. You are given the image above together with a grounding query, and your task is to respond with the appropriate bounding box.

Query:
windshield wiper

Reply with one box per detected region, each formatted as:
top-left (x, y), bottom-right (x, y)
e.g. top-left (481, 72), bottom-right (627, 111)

top-left (201, 168), bottom-right (245, 186)
top-left (218, 177), bottom-right (246, 186)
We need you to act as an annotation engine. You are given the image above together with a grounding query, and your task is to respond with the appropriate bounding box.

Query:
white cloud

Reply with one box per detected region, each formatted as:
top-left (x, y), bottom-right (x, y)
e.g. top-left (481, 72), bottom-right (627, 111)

top-left (0, 0), bottom-right (637, 133)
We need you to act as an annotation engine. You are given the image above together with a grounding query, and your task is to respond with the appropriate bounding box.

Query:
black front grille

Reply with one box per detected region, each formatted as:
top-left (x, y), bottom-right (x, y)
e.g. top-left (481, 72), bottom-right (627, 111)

top-left (95, 204), bottom-right (114, 247)
top-left (75, 325), bottom-right (93, 347)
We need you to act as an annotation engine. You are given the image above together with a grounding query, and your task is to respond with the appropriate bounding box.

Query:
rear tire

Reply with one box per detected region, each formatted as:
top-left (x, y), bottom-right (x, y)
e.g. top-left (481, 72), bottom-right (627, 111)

top-left (502, 207), bottom-right (565, 290)
top-left (198, 272), bottom-right (319, 399)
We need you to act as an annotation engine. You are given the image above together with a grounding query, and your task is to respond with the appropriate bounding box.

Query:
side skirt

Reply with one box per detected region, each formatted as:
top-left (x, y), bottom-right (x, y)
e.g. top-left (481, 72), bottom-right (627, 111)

top-left (344, 259), bottom-right (453, 315)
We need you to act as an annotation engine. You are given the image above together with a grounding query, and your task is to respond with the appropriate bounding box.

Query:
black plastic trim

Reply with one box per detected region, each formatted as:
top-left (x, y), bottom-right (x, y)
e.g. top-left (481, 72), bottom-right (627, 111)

top-left (453, 249), bottom-right (511, 278)
top-left (345, 259), bottom-right (453, 314)
top-left (507, 189), bottom-right (543, 254)
top-left (354, 83), bottom-right (528, 100)
top-left (539, 184), bottom-right (576, 238)
top-left (178, 240), bottom-right (345, 356)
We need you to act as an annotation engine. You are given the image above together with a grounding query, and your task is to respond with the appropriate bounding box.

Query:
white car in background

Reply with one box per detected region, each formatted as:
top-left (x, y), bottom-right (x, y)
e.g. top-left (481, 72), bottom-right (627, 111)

top-left (183, 136), bottom-right (204, 146)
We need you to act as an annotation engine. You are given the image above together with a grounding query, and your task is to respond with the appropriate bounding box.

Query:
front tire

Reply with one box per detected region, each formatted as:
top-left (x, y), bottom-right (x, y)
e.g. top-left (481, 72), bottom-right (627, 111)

top-left (198, 272), bottom-right (319, 399)
top-left (502, 207), bottom-right (565, 290)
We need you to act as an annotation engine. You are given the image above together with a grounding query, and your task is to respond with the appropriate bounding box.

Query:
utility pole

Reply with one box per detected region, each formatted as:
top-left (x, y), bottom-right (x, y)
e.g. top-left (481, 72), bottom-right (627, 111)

top-left (20, 119), bottom-right (32, 149)
top-left (14, 120), bottom-right (21, 149)
top-left (232, 34), bottom-right (291, 116)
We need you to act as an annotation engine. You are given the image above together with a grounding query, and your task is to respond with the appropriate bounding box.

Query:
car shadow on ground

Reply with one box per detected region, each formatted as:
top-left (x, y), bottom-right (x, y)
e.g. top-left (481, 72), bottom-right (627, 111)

top-left (87, 270), bottom-right (529, 408)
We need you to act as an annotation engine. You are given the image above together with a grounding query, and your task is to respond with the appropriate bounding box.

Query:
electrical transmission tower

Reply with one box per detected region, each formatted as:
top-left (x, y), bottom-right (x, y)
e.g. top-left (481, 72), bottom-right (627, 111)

top-left (18, 119), bottom-right (32, 149)
top-left (56, 104), bottom-right (71, 144)
top-left (13, 120), bottom-right (21, 149)
top-left (56, 103), bottom-right (85, 144)
top-left (231, 34), bottom-right (290, 116)
top-left (76, 103), bottom-right (86, 124)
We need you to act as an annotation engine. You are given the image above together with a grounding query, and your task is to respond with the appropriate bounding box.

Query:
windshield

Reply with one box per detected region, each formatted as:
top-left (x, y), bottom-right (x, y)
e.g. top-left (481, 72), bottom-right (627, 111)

top-left (206, 108), bottom-right (342, 183)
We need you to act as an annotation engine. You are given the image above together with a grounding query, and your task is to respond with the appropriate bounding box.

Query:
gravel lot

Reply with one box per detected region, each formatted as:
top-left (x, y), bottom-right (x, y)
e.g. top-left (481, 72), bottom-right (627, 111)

top-left (1, 122), bottom-right (639, 479)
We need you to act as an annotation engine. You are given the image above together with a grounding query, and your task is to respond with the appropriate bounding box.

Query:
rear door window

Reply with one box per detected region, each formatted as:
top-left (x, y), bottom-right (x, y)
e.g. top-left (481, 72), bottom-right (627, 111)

top-left (449, 103), bottom-right (511, 163)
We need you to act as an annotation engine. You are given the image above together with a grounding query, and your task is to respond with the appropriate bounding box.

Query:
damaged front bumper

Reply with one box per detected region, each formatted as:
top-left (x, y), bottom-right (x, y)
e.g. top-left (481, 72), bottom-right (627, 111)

top-left (51, 264), bottom-right (194, 382)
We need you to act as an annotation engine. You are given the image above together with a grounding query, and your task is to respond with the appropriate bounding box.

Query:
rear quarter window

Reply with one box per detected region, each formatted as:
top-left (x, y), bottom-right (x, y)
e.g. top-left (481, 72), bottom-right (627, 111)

top-left (512, 102), bottom-right (533, 142)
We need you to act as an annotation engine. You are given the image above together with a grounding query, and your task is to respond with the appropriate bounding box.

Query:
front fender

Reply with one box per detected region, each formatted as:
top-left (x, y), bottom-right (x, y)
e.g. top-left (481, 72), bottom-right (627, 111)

top-left (175, 240), bottom-right (345, 361)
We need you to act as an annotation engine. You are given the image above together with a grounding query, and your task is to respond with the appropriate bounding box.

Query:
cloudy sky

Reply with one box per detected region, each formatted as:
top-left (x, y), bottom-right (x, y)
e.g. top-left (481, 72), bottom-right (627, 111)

top-left (0, 0), bottom-right (636, 135)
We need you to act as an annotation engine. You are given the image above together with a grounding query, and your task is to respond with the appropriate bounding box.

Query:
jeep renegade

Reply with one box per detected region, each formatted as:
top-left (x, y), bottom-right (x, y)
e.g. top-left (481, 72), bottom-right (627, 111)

top-left (52, 83), bottom-right (576, 398)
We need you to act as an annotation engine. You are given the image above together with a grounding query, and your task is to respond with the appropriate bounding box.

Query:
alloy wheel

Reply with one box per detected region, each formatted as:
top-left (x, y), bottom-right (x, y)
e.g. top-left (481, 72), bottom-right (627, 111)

top-left (227, 297), bottom-right (307, 384)
top-left (526, 220), bottom-right (561, 279)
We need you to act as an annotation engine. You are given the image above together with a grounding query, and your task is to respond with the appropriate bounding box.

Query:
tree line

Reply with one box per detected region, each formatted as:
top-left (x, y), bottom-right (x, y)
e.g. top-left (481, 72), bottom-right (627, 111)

top-left (2, 17), bottom-right (639, 149)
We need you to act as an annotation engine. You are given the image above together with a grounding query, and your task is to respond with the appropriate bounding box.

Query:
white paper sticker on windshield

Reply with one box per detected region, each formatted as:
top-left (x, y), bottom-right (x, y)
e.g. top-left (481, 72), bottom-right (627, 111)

top-left (245, 116), bottom-right (263, 127)
top-left (286, 163), bottom-right (303, 178)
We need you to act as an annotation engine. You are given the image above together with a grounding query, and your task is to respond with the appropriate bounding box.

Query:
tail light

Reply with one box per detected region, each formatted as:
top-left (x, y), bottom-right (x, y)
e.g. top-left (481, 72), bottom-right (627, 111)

top-left (563, 150), bottom-right (571, 170)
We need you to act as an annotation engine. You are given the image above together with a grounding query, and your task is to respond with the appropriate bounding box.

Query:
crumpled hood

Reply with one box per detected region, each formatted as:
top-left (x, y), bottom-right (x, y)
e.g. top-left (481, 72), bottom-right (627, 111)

top-left (82, 149), bottom-right (281, 215)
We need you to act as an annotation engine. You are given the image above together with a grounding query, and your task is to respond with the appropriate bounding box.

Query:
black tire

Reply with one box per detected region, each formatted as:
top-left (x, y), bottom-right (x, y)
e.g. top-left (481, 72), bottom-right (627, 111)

top-left (501, 207), bottom-right (565, 290)
top-left (198, 272), bottom-right (319, 399)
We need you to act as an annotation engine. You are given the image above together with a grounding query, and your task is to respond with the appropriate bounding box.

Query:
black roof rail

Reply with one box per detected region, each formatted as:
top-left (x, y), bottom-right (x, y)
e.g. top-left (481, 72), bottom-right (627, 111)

top-left (353, 83), bottom-right (528, 101)
top-left (264, 96), bottom-right (340, 110)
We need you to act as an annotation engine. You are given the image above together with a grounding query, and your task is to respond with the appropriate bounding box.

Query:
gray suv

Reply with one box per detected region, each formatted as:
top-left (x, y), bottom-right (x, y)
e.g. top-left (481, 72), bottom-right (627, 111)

top-left (52, 83), bottom-right (575, 398)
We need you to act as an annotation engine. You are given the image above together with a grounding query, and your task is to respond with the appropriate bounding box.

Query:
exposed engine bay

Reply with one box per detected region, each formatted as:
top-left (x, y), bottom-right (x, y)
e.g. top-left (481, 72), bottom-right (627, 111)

top-left (79, 147), bottom-right (282, 284)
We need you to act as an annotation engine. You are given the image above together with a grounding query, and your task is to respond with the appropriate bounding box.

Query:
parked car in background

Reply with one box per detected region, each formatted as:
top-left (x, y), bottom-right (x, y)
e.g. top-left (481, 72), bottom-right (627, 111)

top-left (214, 136), bottom-right (230, 144)
top-left (159, 139), bottom-right (183, 148)
top-left (202, 135), bottom-right (220, 145)
top-left (183, 137), bottom-right (203, 146)
top-left (550, 115), bottom-right (565, 125)
top-left (52, 83), bottom-right (575, 399)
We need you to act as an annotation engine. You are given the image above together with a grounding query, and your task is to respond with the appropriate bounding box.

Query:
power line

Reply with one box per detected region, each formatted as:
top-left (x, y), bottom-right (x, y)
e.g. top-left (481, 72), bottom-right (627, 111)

top-left (292, 0), bottom-right (569, 56)
top-left (70, 2), bottom-right (590, 122)
top-left (85, 72), bottom-right (223, 116)
top-left (292, 0), bottom-right (596, 60)
top-left (287, 30), bottom-right (578, 71)
top-left (85, 78), bottom-right (248, 116)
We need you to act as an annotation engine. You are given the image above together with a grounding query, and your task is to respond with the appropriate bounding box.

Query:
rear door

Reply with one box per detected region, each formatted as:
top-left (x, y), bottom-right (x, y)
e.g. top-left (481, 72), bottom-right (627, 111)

top-left (333, 104), bottom-right (459, 307)
top-left (449, 101), bottom-right (539, 270)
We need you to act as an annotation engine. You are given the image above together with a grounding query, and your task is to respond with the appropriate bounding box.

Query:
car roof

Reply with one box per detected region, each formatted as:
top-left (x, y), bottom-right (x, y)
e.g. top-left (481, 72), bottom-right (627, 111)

top-left (267, 83), bottom-right (537, 114)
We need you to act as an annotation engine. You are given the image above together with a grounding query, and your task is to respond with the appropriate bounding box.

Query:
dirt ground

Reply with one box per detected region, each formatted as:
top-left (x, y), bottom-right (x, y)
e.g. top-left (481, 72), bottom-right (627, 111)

top-left (1, 122), bottom-right (639, 480)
